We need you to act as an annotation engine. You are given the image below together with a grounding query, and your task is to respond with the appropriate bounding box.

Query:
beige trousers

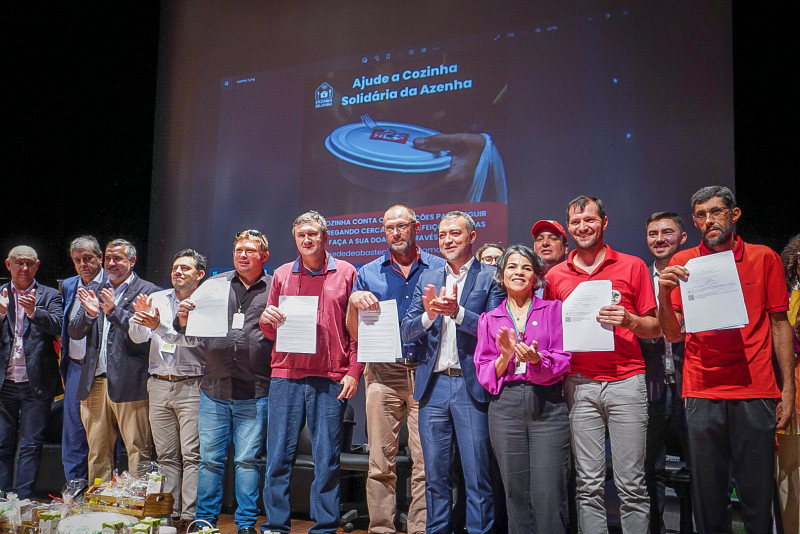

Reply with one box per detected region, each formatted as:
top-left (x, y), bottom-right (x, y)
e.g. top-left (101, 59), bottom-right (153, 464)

top-left (364, 363), bottom-right (426, 534)
top-left (80, 377), bottom-right (151, 482)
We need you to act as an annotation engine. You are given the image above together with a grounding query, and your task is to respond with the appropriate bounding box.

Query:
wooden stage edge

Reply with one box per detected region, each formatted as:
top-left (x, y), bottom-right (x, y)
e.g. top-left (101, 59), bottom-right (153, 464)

top-left (216, 514), bottom-right (368, 534)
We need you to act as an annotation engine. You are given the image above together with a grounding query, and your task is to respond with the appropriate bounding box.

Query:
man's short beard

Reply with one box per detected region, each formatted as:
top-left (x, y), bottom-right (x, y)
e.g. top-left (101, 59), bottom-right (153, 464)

top-left (391, 240), bottom-right (413, 255)
top-left (703, 223), bottom-right (733, 247)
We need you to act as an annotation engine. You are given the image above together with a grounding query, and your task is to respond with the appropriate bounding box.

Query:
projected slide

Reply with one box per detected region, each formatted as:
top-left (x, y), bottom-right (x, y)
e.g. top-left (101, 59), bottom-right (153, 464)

top-left (299, 45), bottom-right (510, 261)
top-left (151, 2), bottom-right (733, 275)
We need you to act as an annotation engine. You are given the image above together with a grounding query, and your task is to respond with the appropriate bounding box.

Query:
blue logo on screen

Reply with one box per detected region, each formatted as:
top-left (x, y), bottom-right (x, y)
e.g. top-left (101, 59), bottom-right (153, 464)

top-left (315, 82), bottom-right (334, 108)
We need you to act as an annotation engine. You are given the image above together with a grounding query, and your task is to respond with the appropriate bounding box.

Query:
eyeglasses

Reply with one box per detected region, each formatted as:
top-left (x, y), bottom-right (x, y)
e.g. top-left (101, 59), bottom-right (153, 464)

top-left (383, 222), bottom-right (414, 234)
top-left (480, 255), bottom-right (501, 266)
top-left (692, 207), bottom-right (729, 222)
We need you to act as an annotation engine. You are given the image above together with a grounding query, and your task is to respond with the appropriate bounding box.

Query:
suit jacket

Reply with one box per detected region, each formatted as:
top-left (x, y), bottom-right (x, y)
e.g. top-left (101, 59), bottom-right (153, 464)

top-left (59, 273), bottom-right (106, 377)
top-left (68, 274), bottom-right (160, 402)
top-left (0, 281), bottom-right (64, 400)
top-left (640, 263), bottom-right (684, 401)
top-left (401, 260), bottom-right (505, 404)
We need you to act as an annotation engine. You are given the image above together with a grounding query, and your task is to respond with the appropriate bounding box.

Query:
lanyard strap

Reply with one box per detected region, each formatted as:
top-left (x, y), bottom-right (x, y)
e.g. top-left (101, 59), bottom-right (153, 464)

top-left (505, 300), bottom-right (532, 341)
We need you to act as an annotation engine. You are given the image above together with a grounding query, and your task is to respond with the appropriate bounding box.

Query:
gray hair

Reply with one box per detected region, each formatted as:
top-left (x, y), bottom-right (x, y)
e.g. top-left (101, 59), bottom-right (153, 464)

top-left (690, 186), bottom-right (736, 211)
top-left (105, 239), bottom-right (137, 259)
top-left (7, 245), bottom-right (38, 262)
top-left (440, 210), bottom-right (475, 234)
top-left (70, 235), bottom-right (102, 257)
top-left (384, 204), bottom-right (417, 222)
top-left (292, 210), bottom-right (328, 237)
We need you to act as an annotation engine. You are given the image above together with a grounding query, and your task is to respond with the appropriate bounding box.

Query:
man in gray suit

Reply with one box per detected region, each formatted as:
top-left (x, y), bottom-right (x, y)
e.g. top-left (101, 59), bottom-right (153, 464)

top-left (69, 238), bottom-right (159, 482)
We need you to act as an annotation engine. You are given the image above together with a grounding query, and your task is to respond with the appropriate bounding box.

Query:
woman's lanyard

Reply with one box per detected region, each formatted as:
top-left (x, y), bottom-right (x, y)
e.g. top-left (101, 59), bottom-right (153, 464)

top-left (505, 299), bottom-right (532, 342)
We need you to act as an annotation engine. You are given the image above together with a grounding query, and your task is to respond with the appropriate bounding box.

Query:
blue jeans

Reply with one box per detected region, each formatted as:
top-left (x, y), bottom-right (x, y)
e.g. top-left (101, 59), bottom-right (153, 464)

top-left (262, 377), bottom-right (345, 534)
top-left (195, 391), bottom-right (267, 529)
top-left (62, 358), bottom-right (89, 481)
top-left (0, 381), bottom-right (50, 498)
top-left (418, 373), bottom-right (494, 534)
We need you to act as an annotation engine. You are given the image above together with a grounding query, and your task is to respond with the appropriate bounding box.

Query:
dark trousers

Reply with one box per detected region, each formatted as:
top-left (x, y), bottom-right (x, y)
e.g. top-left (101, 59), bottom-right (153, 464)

top-left (488, 381), bottom-right (570, 534)
top-left (685, 397), bottom-right (776, 534)
top-left (419, 373), bottom-right (494, 534)
top-left (62, 358), bottom-right (89, 481)
top-left (0, 381), bottom-right (51, 498)
top-left (645, 383), bottom-right (689, 534)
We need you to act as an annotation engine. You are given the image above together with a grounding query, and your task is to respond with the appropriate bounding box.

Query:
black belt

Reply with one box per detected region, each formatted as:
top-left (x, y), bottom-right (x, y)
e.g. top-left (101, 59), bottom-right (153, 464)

top-left (95, 373), bottom-right (107, 379)
top-left (395, 358), bottom-right (417, 366)
top-left (70, 358), bottom-right (85, 365)
top-left (437, 368), bottom-right (462, 377)
top-left (152, 374), bottom-right (202, 382)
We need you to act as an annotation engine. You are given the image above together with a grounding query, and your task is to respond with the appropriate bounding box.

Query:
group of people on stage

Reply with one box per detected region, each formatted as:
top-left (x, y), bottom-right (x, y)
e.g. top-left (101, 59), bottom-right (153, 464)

top-left (1, 185), bottom-right (798, 534)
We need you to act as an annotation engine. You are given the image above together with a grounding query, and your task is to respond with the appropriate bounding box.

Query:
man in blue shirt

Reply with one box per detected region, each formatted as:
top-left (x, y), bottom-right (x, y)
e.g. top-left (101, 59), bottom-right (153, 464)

top-left (347, 205), bottom-right (445, 534)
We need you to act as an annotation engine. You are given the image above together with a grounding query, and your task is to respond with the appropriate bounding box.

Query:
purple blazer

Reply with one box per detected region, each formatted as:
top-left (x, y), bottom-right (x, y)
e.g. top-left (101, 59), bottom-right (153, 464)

top-left (474, 297), bottom-right (571, 395)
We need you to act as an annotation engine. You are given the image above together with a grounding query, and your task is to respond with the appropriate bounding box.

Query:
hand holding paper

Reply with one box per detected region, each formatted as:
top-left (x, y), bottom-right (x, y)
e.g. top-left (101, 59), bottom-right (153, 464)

top-left (275, 295), bottom-right (318, 353)
top-left (561, 280), bottom-right (614, 352)
top-left (357, 300), bottom-right (401, 363)
top-left (678, 250), bottom-right (748, 333)
top-left (185, 277), bottom-right (231, 337)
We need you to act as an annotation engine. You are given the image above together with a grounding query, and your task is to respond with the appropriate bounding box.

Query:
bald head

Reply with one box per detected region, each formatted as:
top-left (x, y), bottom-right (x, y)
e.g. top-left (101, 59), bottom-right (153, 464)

top-left (5, 246), bottom-right (39, 290)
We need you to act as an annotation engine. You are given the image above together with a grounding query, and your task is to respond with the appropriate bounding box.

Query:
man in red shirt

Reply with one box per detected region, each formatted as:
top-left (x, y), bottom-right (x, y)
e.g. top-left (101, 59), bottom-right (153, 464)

top-left (658, 185), bottom-right (796, 533)
top-left (546, 196), bottom-right (660, 533)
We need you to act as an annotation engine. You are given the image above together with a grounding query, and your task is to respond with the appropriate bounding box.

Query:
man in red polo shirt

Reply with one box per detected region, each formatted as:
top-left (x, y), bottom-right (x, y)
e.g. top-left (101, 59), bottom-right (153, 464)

top-left (546, 196), bottom-right (660, 534)
top-left (658, 185), bottom-right (796, 534)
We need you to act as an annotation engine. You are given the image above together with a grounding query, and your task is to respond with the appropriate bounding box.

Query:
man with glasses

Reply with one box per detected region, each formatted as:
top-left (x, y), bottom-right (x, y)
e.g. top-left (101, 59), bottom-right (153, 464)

top-left (346, 205), bottom-right (445, 534)
top-left (658, 186), bottom-right (796, 533)
top-left (177, 230), bottom-right (272, 534)
top-left (0, 246), bottom-right (63, 498)
top-left (474, 243), bottom-right (504, 266)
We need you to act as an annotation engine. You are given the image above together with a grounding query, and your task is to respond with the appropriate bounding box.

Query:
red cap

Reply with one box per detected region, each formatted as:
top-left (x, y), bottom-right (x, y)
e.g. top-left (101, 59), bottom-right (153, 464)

top-left (531, 219), bottom-right (567, 241)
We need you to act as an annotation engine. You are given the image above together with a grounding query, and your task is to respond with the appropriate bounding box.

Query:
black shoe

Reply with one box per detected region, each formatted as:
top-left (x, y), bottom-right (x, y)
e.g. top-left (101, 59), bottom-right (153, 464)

top-left (238, 527), bottom-right (258, 534)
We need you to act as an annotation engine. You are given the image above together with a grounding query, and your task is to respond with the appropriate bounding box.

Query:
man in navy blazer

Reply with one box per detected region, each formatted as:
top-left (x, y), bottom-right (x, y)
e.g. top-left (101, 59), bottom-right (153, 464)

top-left (401, 211), bottom-right (505, 534)
top-left (59, 235), bottom-right (105, 483)
top-left (0, 245), bottom-right (63, 498)
top-left (68, 239), bottom-right (159, 482)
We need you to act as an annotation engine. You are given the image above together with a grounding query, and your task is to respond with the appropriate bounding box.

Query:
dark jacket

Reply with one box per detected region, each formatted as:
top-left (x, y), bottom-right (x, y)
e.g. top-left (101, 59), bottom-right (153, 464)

top-left (68, 274), bottom-right (160, 402)
top-left (0, 281), bottom-right (64, 400)
top-left (401, 260), bottom-right (505, 404)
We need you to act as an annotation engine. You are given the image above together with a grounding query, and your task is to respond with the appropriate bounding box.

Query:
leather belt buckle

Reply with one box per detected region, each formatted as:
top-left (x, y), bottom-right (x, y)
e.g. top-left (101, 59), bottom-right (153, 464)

top-left (154, 374), bottom-right (200, 382)
top-left (395, 358), bottom-right (417, 366)
top-left (439, 368), bottom-right (462, 377)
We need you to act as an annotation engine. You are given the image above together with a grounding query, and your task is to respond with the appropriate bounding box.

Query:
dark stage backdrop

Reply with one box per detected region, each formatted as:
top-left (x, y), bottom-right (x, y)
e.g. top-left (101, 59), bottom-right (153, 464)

top-left (150, 0), bottom-right (739, 279)
top-left (2, 2), bottom-right (796, 290)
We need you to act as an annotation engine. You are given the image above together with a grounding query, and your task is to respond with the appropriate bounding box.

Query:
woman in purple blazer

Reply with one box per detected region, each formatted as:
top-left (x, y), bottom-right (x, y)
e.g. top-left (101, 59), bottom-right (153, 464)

top-left (474, 244), bottom-right (572, 534)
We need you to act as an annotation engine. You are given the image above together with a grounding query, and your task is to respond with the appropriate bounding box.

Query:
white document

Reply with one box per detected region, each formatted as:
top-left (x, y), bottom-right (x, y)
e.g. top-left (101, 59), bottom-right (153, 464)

top-left (185, 277), bottom-right (231, 337)
top-left (561, 280), bottom-right (615, 352)
top-left (679, 250), bottom-right (748, 333)
top-left (276, 295), bottom-right (318, 354)
top-left (357, 300), bottom-right (402, 363)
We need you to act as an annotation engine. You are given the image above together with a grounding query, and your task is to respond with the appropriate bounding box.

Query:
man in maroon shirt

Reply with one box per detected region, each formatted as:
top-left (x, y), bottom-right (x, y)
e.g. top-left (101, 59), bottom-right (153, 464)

top-left (260, 210), bottom-right (362, 534)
